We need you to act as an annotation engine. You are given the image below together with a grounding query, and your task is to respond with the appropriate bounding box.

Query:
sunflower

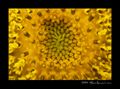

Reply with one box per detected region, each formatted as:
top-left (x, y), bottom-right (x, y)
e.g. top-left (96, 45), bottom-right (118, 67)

top-left (8, 8), bottom-right (112, 80)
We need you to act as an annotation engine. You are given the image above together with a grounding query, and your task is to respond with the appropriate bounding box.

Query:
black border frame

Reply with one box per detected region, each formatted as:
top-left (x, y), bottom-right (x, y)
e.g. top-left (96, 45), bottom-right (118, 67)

top-left (0, 0), bottom-right (113, 88)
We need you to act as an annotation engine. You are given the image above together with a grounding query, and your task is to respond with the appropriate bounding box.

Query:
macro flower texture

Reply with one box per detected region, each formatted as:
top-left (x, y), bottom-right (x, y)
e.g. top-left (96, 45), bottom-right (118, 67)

top-left (9, 8), bottom-right (112, 80)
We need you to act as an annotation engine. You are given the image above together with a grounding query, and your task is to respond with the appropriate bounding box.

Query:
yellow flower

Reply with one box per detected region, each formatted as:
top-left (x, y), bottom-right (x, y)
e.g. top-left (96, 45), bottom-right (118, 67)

top-left (9, 46), bottom-right (15, 54)
top-left (59, 60), bottom-right (63, 65)
top-left (9, 13), bottom-right (17, 22)
top-left (107, 39), bottom-right (111, 43)
top-left (13, 58), bottom-right (25, 69)
top-left (15, 16), bottom-right (23, 23)
top-left (108, 54), bottom-right (111, 59)
top-left (9, 21), bottom-right (16, 31)
top-left (9, 76), bottom-right (16, 80)
top-left (25, 69), bottom-right (37, 80)
top-left (80, 60), bottom-right (85, 65)
top-left (9, 42), bottom-right (19, 48)
top-left (54, 63), bottom-right (60, 69)
top-left (9, 55), bottom-right (15, 65)
top-left (11, 9), bottom-right (19, 14)
top-left (100, 45), bottom-right (106, 51)
top-left (60, 71), bottom-right (67, 77)
top-left (84, 9), bottom-right (91, 14)
top-left (9, 33), bottom-right (18, 38)
top-left (15, 23), bottom-right (24, 30)
top-left (72, 60), bottom-right (78, 66)
top-left (105, 65), bottom-right (111, 71)
top-left (45, 61), bottom-right (51, 68)
top-left (31, 69), bottom-right (37, 74)
top-left (39, 71), bottom-right (48, 79)
top-left (68, 71), bottom-right (77, 79)
top-left (18, 76), bottom-right (26, 80)
top-left (31, 77), bottom-right (37, 80)
top-left (8, 9), bottom-right (112, 80)
top-left (77, 41), bottom-right (81, 46)
top-left (99, 70), bottom-right (111, 80)
top-left (98, 29), bottom-right (107, 35)
top-left (92, 65), bottom-right (99, 71)
top-left (26, 9), bottom-right (32, 13)
top-left (69, 58), bottom-right (74, 63)
top-left (107, 46), bottom-right (111, 51)
top-left (97, 57), bottom-right (101, 60)
top-left (15, 70), bottom-right (22, 75)
top-left (99, 62), bottom-right (104, 66)
top-left (26, 73), bottom-right (32, 79)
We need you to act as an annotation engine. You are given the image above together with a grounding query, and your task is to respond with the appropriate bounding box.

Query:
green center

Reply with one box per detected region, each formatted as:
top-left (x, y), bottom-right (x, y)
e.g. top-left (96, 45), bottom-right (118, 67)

top-left (40, 18), bottom-right (77, 60)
